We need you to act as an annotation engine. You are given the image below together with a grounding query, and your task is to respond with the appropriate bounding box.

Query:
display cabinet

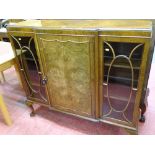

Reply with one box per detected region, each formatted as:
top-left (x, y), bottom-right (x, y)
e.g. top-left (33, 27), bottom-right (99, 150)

top-left (7, 20), bottom-right (154, 134)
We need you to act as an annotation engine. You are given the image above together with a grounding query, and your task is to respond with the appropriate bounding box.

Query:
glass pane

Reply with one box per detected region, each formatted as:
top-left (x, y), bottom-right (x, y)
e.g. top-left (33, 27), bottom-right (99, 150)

top-left (102, 41), bottom-right (144, 123)
top-left (22, 54), bottom-right (40, 85)
top-left (11, 36), bottom-right (47, 103)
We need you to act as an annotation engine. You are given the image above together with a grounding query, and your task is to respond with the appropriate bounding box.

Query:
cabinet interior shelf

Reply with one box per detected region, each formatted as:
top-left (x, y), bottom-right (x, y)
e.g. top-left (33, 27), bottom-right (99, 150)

top-left (104, 75), bottom-right (138, 83)
top-left (104, 95), bottom-right (129, 102)
top-left (104, 56), bottom-right (141, 61)
top-left (104, 57), bottom-right (141, 70)
top-left (103, 82), bottom-right (137, 90)
top-left (103, 83), bottom-right (137, 103)
top-left (23, 57), bottom-right (38, 61)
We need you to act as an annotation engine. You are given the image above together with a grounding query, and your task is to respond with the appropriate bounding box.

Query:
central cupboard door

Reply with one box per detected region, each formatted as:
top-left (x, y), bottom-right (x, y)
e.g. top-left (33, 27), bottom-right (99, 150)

top-left (35, 30), bottom-right (97, 118)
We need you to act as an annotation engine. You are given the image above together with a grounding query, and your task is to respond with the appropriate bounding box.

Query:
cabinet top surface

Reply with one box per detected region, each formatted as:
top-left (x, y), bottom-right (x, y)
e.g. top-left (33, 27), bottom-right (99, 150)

top-left (7, 20), bottom-right (152, 31)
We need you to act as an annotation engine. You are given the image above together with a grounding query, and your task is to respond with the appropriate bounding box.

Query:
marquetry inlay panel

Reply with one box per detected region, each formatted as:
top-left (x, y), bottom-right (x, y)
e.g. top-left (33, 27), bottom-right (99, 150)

top-left (39, 37), bottom-right (94, 116)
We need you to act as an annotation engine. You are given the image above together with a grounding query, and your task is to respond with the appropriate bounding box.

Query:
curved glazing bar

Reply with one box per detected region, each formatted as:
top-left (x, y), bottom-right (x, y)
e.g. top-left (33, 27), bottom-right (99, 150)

top-left (10, 35), bottom-right (47, 102)
top-left (103, 41), bottom-right (143, 123)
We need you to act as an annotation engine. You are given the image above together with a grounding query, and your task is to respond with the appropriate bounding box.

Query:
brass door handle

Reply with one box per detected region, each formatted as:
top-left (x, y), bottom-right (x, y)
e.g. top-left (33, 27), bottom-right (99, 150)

top-left (41, 76), bottom-right (48, 85)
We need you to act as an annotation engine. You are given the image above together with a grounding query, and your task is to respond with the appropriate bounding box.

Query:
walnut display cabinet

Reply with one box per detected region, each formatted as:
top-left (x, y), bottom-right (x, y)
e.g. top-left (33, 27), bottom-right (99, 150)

top-left (7, 20), bottom-right (154, 134)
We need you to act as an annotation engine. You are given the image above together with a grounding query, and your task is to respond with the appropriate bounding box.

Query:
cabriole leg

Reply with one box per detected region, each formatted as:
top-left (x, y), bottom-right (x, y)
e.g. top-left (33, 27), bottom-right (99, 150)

top-left (139, 88), bottom-right (149, 123)
top-left (139, 104), bottom-right (146, 122)
top-left (25, 100), bottom-right (35, 117)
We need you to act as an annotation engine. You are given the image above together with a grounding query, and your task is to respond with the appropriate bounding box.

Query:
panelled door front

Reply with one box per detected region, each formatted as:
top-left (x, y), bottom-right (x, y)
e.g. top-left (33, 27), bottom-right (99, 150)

top-left (35, 30), bottom-right (97, 118)
top-left (99, 36), bottom-right (150, 132)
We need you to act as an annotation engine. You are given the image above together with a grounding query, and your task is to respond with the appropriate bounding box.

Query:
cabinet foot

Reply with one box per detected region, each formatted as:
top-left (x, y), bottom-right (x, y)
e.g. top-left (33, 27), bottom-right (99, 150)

top-left (139, 103), bottom-right (146, 123)
top-left (25, 100), bottom-right (36, 117)
top-left (30, 111), bottom-right (35, 117)
top-left (139, 114), bottom-right (145, 122)
top-left (139, 88), bottom-right (149, 123)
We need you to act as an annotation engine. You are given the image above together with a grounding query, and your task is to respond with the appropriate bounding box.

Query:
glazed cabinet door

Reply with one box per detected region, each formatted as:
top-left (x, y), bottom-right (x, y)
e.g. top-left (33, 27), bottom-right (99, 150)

top-left (8, 32), bottom-right (49, 105)
top-left (35, 31), bottom-right (97, 118)
top-left (99, 36), bottom-right (151, 132)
